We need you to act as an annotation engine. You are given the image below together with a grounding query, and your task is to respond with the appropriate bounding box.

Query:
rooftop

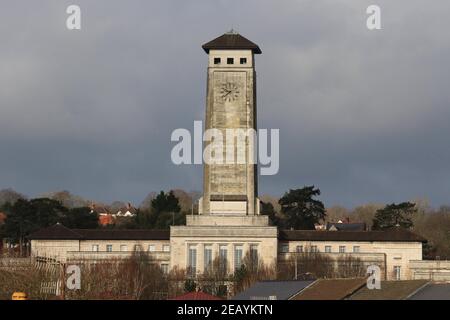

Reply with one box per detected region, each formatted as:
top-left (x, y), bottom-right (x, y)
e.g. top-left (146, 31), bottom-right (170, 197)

top-left (408, 283), bottom-right (450, 300)
top-left (232, 280), bottom-right (315, 300)
top-left (349, 280), bottom-right (429, 300)
top-left (279, 228), bottom-right (427, 243)
top-left (28, 223), bottom-right (170, 241)
top-left (202, 31), bottom-right (262, 54)
top-left (291, 278), bottom-right (367, 300)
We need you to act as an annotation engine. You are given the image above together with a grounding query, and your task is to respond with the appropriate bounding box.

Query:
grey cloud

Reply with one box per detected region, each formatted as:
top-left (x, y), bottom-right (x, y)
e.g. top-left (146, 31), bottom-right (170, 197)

top-left (1, 0), bottom-right (449, 207)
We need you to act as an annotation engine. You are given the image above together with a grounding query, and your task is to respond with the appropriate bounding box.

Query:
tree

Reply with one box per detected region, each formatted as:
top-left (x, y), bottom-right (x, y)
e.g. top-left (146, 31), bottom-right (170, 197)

top-left (3, 198), bottom-right (68, 255)
top-left (149, 191), bottom-right (183, 229)
top-left (278, 186), bottom-right (326, 230)
top-left (260, 201), bottom-right (281, 226)
top-left (151, 191), bottom-right (181, 214)
top-left (0, 188), bottom-right (26, 207)
top-left (62, 207), bottom-right (98, 229)
top-left (372, 202), bottom-right (416, 230)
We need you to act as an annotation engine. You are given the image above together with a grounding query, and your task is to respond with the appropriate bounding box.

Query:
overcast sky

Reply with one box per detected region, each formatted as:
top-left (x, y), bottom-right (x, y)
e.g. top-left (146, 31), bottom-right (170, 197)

top-left (1, 1), bottom-right (450, 208)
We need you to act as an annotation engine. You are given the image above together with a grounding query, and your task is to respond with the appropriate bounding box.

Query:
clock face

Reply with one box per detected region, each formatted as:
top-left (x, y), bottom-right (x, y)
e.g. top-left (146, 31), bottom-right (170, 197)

top-left (220, 82), bottom-right (240, 102)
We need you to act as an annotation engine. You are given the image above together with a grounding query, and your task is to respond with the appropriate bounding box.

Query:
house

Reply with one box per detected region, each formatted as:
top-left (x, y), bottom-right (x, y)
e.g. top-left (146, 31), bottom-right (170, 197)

top-left (348, 280), bottom-right (429, 300)
top-left (326, 221), bottom-right (367, 232)
top-left (291, 278), bottom-right (367, 300)
top-left (116, 203), bottom-right (137, 217)
top-left (90, 204), bottom-right (116, 226)
top-left (408, 283), bottom-right (450, 300)
top-left (28, 223), bottom-right (171, 272)
top-left (232, 280), bottom-right (315, 300)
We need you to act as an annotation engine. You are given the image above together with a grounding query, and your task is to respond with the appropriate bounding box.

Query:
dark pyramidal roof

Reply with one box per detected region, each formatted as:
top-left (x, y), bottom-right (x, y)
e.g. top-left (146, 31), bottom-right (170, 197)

top-left (202, 30), bottom-right (262, 54)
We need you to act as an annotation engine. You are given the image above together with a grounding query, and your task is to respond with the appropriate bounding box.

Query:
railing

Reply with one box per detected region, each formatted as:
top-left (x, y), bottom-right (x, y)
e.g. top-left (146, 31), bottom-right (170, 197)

top-left (66, 250), bottom-right (170, 262)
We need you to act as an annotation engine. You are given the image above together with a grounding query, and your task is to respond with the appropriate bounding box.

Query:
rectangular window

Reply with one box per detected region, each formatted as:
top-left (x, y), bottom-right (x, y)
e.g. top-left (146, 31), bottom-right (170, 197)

top-left (234, 245), bottom-right (243, 271)
top-left (204, 245), bottom-right (213, 271)
top-left (296, 245), bottom-right (303, 253)
top-left (161, 263), bottom-right (169, 275)
top-left (250, 244), bottom-right (258, 265)
top-left (148, 244), bottom-right (155, 252)
top-left (120, 245), bottom-right (127, 252)
top-left (394, 266), bottom-right (401, 280)
top-left (353, 246), bottom-right (360, 253)
top-left (325, 246), bottom-right (332, 253)
top-left (227, 57), bottom-right (234, 64)
top-left (163, 245), bottom-right (170, 252)
top-left (240, 57), bottom-right (247, 64)
top-left (92, 245), bottom-right (99, 252)
top-left (310, 245), bottom-right (318, 253)
top-left (188, 245), bottom-right (197, 276)
top-left (339, 246), bottom-right (346, 253)
top-left (281, 244), bottom-right (289, 253)
top-left (219, 245), bottom-right (228, 273)
top-left (134, 244), bottom-right (142, 252)
top-left (214, 57), bottom-right (221, 64)
top-left (106, 244), bottom-right (113, 252)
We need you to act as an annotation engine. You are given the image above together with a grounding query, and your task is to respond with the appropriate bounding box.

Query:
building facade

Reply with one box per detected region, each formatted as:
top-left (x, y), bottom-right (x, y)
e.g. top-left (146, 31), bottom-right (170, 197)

top-left (29, 32), bottom-right (427, 281)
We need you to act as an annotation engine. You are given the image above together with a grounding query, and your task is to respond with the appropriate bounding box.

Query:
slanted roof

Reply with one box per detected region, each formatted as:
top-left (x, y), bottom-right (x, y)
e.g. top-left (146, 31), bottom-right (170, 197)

top-left (408, 283), bottom-right (450, 300)
top-left (349, 280), bottom-right (429, 300)
top-left (28, 224), bottom-right (170, 241)
top-left (202, 31), bottom-right (262, 54)
top-left (232, 280), bottom-right (315, 300)
top-left (327, 222), bottom-right (366, 232)
top-left (171, 291), bottom-right (224, 300)
top-left (279, 228), bottom-right (427, 243)
top-left (291, 278), bottom-right (367, 300)
top-left (28, 223), bottom-right (83, 240)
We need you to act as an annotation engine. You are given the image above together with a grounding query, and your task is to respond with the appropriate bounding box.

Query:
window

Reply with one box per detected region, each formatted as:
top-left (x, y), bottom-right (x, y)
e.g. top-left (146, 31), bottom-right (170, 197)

top-left (214, 57), bottom-right (221, 64)
top-left (339, 246), bottom-right (346, 253)
top-left (240, 57), bottom-right (247, 64)
top-left (188, 245), bottom-right (197, 276)
top-left (161, 263), bottom-right (169, 275)
top-left (250, 244), bottom-right (258, 265)
top-left (134, 244), bottom-right (142, 252)
top-left (296, 245), bottom-right (303, 253)
top-left (219, 245), bottom-right (228, 273)
top-left (234, 245), bottom-right (243, 271)
top-left (394, 266), bottom-right (401, 280)
top-left (120, 245), bottom-right (127, 252)
top-left (281, 244), bottom-right (289, 253)
top-left (204, 245), bottom-right (213, 271)
top-left (148, 244), bottom-right (156, 252)
top-left (106, 244), bottom-right (113, 252)
top-left (325, 246), bottom-right (332, 253)
top-left (310, 245), bottom-right (318, 253)
top-left (353, 246), bottom-right (360, 253)
top-left (163, 245), bottom-right (170, 252)
top-left (227, 57), bottom-right (234, 64)
top-left (92, 245), bottom-right (99, 252)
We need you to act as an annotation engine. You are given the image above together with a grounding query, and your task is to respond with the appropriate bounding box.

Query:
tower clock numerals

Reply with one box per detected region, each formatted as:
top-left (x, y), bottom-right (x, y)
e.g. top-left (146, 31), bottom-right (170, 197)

top-left (220, 82), bottom-right (240, 102)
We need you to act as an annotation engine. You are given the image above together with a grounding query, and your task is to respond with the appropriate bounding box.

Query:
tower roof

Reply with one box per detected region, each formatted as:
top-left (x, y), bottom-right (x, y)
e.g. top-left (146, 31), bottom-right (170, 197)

top-left (202, 30), bottom-right (262, 54)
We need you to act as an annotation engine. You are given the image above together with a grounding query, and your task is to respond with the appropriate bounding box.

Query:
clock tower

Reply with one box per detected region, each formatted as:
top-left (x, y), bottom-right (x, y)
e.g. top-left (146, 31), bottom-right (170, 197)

top-left (199, 30), bottom-right (262, 215)
top-left (170, 32), bottom-right (277, 277)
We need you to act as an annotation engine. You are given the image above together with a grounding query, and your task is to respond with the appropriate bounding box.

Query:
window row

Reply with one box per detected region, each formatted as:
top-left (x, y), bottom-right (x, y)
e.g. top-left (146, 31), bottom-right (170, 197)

top-left (280, 244), bottom-right (361, 254)
top-left (213, 57), bottom-right (247, 65)
top-left (187, 244), bottom-right (258, 275)
top-left (91, 244), bottom-right (170, 252)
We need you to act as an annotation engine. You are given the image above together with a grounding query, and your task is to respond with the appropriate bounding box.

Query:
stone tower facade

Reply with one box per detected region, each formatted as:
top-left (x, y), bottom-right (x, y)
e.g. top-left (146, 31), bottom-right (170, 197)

top-left (198, 30), bottom-right (261, 215)
top-left (170, 32), bottom-right (277, 275)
